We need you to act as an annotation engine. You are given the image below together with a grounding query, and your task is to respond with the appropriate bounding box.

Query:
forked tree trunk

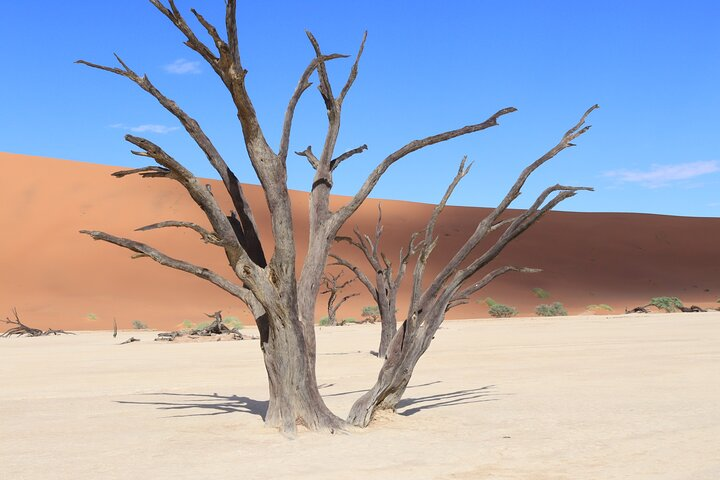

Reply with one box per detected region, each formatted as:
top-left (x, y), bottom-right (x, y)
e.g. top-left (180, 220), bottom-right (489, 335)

top-left (78, 0), bottom-right (595, 435)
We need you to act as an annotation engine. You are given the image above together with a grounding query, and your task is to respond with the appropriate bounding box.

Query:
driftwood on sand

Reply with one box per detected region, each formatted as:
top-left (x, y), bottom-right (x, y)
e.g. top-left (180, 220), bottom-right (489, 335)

top-left (625, 304), bottom-right (707, 314)
top-left (155, 311), bottom-right (255, 342)
top-left (1, 308), bottom-right (74, 337)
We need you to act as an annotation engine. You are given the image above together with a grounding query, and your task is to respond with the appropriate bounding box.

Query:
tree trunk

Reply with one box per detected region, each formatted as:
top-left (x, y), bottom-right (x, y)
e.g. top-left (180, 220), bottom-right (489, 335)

top-left (377, 301), bottom-right (396, 358)
top-left (258, 312), bottom-right (345, 436)
top-left (348, 311), bottom-right (440, 427)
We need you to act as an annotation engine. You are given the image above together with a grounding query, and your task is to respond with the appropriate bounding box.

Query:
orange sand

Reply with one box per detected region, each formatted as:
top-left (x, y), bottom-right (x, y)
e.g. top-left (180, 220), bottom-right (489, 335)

top-left (2, 152), bottom-right (719, 331)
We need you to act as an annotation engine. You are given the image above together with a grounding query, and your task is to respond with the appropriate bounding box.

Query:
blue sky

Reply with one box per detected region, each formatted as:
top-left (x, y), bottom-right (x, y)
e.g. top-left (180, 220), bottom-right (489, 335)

top-left (1, 1), bottom-right (719, 217)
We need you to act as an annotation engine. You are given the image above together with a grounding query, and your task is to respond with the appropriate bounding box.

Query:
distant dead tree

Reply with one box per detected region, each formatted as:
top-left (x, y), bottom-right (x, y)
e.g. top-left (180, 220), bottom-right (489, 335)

top-left (320, 273), bottom-right (359, 326)
top-left (77, 0), bottom-right (595, 435)
top-left (1, 308), bottom-right (74, 337)
top-left (331, 205), bottom-right (421, 358)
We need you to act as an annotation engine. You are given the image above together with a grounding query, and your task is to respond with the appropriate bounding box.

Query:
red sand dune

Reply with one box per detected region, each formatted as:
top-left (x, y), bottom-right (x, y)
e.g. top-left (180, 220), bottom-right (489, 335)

top-left (2, 152), bottom-right (719, 331)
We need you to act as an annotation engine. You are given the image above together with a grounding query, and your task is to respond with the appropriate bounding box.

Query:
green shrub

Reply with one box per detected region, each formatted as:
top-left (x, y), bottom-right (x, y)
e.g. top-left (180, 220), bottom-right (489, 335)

top-left (361, 306), bottom-right (380, 323)
top-left (223, 316), bottom-right (243, 330)
top-left (86, 313), bottom-right (98, 321)
top-left (132, 320), bottom-right (148, 329)
top-left (319, 316), bottom-right (331, 326)
top-left (586, 304), bottom-right (613, 312)
top-left (488, 304), bottom-right (517, 318)
top-left (483, 297), bottom-right (498, 307)
top-left (535, 302), bottom-right (567, 317)
top-left (181, 320), bottom-right (195, 329)
top-left (532, 288), bottom-right (550, 299)
top-left (649, 297), bottom-right (683, 313)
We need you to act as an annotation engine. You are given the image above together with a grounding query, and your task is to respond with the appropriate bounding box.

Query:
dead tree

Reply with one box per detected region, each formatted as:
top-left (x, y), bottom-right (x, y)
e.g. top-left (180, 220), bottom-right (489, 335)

top-left (347, 108), bottom-right (597, 427)
top-left (77, 0), bottom-right (591, 435)
top-left (1, 308), bottom-right (74, 337)
top-left (331, 205), bottom-right (421, 357)
top-left (320, 273), bottom-right (359, 326)
top-left (156, 310), bottom-right (247, 341)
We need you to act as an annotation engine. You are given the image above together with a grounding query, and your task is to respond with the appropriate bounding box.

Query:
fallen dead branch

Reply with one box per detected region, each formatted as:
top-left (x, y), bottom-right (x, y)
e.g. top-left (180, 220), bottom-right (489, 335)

top-left (155, 311), bottom-right (257, 342)
top-left (678, 305), bottom-right (706, 313)
top-left (1, 308), bottom-right (75, 337)
top-left (626, 303), bottom-right (707, 314)
top-left (119, 337), bottom-right (140, 345)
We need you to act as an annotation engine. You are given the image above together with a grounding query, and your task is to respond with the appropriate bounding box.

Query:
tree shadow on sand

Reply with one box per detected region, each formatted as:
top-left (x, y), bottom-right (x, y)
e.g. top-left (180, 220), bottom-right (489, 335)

top-left (116, 392), bottom-right (268, 419)
top-left (320, 380), bottom-right (442, 399)
top-left (395, 385), bottom-right (502, 416)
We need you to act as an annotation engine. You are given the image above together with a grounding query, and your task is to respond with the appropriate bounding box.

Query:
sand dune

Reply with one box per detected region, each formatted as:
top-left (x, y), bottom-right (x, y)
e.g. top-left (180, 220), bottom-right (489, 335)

top-left (2, 152), bottom-right (719, 331)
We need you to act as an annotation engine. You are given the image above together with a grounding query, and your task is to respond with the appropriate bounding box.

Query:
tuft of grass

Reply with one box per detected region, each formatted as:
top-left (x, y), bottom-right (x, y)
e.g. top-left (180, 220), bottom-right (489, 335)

top-left (532, 288), bottom-right (550, 299)
top-left (318, 316), bottom-right (331, 326)
top-left (488, 304), bottom-right (517, 318)
top-left (535, 302), bottom-right (568, 317)
top-left (649, 296), bottom-right (683, 313)
top-left (361, 306), bottom-right (380, 323)
top-left (181, 320), bottom-right (195, 330)
top-left (223, 316), bottom-right (243, 330)
top-left (132, 320), bottom-right (148, 329)
top-left (586, 304), bottom-right (613, 312)
top-left (86, 313), bottom-right (98, 321)
top-left (483, 297), bottom-right (498, 307)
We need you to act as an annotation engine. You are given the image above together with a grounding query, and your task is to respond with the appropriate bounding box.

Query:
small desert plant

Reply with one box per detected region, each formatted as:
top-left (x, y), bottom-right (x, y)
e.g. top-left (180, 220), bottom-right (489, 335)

top-left (181, 320), bottom-right (195, 330)
top-left (649, 297), bottom-right (683, 313)
top-left (483, 297), bottom-right (498, 307)
top-left (535, 302), bottom-right (568, 317)
top-left (361, 306), bottom-right (380, 323)
top-left (223, 316), bottom-right (243, 330)
top-left (86, 313), bottom-right (98, 321)
top-left (132, 320), bottom-right (148, 329)
top-left (488, 304), bottom-right (518, 318)
top-left (318, 316), bottom-right (331, 326)
top-left (532, 288), bottom-right (550, 299)
top-left (586, 304), bottom-right (613, 312)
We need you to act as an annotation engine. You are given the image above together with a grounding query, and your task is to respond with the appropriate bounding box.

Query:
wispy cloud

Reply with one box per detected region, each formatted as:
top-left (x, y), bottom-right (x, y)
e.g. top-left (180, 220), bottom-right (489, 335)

top-left (163, 58), bottom-right (201, 75)
top-left (110, 124), bottom-right (180, 134)
top-left (603, 160), bottom-right (720, 188)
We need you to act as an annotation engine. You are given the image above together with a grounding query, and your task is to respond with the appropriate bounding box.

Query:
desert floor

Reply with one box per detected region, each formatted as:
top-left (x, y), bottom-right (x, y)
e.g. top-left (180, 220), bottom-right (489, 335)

top-left (2, 313), bottom-right (719, 479)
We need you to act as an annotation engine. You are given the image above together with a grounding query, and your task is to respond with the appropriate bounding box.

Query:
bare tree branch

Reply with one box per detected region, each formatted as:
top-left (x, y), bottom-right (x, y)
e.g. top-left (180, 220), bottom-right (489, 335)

top-left (450, 266), bottom-right (541, 307)
top-left (330, 144), bottom-right (368, 171)
top-left (332, 107), bottom-right (516, 230)
top-left (410, 156), bottom-right (472, 312)
top-left (76, 54), bottom-right (267, 266)
top-left (418, 106), bottom-right (598, 308)
top-left (135, 220), bottom-right (223, 246)
top-left (338, 31), bottom-right (368, 105)
top-left (279, 53), bottom-right (348, 160)
top-left (112, 166), bottom-right (171, 178)
top-left (79, 230), bottom-right (258, 308)
top-left (295, 146), bottom-right (320, 170)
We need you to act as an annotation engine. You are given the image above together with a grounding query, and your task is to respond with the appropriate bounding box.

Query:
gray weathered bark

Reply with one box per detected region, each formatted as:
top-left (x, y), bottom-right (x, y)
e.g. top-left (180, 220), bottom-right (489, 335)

top-left (331, 205), bottom-right (421, 357)
top-left (77, 0), bottom-right (569, 435)
top-left (348, 107), bottom-right (598, 427)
